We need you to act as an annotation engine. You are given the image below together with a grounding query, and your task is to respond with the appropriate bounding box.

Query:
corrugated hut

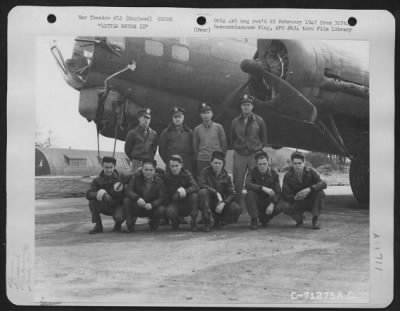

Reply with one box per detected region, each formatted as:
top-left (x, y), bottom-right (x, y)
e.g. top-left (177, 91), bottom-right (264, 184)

top-left (35, 147), bottom-right (131, 176)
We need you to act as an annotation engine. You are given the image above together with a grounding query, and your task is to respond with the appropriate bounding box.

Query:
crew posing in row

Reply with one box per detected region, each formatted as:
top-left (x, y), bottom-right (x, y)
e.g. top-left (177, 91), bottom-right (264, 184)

top-left (87, 93), bottom-right (326, 234)
top-left (86, 149), bottom-right (326, 234)
top-left (124, 94), bottom-right (265, 182)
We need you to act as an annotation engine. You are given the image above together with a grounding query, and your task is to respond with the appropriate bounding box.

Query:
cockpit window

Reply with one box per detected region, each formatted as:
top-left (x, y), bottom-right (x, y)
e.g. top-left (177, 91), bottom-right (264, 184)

top-left (171, 45), bottom-right (189, 62)
top-left (106, 37), bottom-right (126, 55)
top-left (145, 40), bottom-right (164, 57)
top-left (65, 37), bottom-right (96, 83)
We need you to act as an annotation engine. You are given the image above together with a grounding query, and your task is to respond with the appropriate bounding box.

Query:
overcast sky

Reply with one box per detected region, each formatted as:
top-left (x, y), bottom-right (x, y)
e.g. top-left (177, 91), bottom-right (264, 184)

top-left (36, 36), bottom-right (126, 152)
top-left (36, 37), bottom-right (368, 152)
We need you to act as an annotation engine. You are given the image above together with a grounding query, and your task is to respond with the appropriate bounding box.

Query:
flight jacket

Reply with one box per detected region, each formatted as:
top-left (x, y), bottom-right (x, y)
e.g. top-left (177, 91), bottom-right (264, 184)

top-left (282, 166), bottom-right (327, 203)
top-left (124, 125), bottom-right (158, 161)
top-left (245, 167), bottom-right (281, 204)
top-left (125, 170), bottom-right (165, 208)
top-left (198, 166), bottom-right (236, 205)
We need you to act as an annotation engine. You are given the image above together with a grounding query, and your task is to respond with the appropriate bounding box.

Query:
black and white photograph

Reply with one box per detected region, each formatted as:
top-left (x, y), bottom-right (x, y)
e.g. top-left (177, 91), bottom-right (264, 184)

top-left (6, 7), bottom-right (395, 307)
top-left (33, 36), bottom-right (371, 304)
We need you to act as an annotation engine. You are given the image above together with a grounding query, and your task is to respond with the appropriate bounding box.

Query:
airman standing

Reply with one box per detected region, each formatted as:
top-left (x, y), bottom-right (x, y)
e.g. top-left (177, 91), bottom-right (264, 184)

top-left (124, 108), bottom-right (159, 173)
top-left (159, 107), bottom-right (194, 173)
top-left (193, 103), bottom-right (227, 178)
top-left (231, 94), bottom-right (267, 204)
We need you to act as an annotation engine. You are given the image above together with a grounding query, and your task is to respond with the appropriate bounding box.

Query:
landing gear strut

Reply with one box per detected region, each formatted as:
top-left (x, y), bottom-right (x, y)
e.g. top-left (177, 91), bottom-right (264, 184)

top-left (349, 155), bottom-right (369, 205)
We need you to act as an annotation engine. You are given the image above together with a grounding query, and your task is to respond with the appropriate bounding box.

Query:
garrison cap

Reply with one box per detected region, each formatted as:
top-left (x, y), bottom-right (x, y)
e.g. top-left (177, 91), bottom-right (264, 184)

top-left (138, 107), bottom-right (152, 118)
top-left (171, 106), bottom-right (185, 116)
top-left (211, 151), bottom-right (226, 162)
top-left (102, 156), bottom-right (116, 165)
top-left (254, 150), bottom-right (269, 161)
top-left (141, 158), bottom-right (157, 167)
top-left (240, 94), bottom-right (255, 105)
top-left (199, 102), bottom-right (213, 113)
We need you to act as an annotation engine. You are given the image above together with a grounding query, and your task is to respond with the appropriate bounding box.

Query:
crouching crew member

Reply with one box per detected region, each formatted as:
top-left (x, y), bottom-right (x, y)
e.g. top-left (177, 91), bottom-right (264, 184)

top-left (123, 159), bottom-right (166, 232)
top-left (164, 155), bottom-right (205, 231)
top-left (124, 108), bottom-right (159, 173)
top-left (245, 151), bottom-right (281, 230)
top-left (279, 151), bottom-right (327, 229)
top-left (86, 156), bottom-right (125, 234)
top-left (159, 107), bottom-right (195, 173)
top-left (198, 151), bottom-right (241, 231)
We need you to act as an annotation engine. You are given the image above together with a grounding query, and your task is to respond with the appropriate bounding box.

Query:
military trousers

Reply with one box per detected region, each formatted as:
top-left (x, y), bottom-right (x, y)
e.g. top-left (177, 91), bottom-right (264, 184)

top-left (245, 190), bottom-right (280, 224)
top-left (198, 188), bottom-right (241, 224)
top-left (181, 156), bottom-right (194, 175)
top-left (165, 193), bottom-right (203, 222)
top-left (196, 160), bottom-right (210, 180)
top-left (123, 198), bottom-right (166, 229)
top-left (130, 159), bottom-right (143, 173)
top-left (88, 200), bottom-right (125, 225)
top-left (232, 151), bottom-right (257, 202)
top-left (277, 190), bottom-right (325, 223)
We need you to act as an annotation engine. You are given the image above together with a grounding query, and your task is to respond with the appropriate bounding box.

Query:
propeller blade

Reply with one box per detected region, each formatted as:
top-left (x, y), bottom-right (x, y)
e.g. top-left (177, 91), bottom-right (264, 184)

top-left (240, 58), bottom-right (317, 123)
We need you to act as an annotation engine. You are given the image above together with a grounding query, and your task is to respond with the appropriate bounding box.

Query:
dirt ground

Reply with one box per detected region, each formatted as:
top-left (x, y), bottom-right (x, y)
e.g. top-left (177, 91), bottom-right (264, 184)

top-left (34, 186), bottom-right (369, 306)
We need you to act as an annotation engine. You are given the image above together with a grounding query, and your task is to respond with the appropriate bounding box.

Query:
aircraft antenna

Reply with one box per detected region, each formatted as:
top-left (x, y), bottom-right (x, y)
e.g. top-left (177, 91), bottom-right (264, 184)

top-left (112, 123), bottom-right (118, 158)
top-left (97, 128), bottom-right (101, 162)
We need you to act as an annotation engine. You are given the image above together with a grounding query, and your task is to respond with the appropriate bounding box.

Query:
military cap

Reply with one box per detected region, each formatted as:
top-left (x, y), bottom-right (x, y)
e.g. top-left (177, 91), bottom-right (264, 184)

top-left (240, 94), bottom-right (255, 105)
top-left (171, 106), bottom-right (185, 116)
top-left (138, 107), bottom-right (152, 118)
top-left (102, 156), bottom-right (116, 165)
top-left (141, 158), bottom-right (157, 167)
top-left (211, 151), bottom-right (226, 162)
top-left (169, 154), bottom-right (183, 164)
top-left (199, 102), bottom-right (213, 113)
top-left (254, 150), bottom-right (269, 161)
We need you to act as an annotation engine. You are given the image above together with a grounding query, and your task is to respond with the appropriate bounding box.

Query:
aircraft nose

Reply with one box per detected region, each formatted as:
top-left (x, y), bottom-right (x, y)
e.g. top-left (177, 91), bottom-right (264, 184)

top-left (240, 59), bottom-right (263, 76)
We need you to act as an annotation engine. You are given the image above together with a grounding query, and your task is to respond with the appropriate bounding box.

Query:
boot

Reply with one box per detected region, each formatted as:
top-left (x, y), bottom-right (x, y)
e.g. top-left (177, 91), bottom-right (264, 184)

top-left (213, 218), bottom-right (220, 229)
top-left (149, 216), bottom-right (160, 231)
top-left (89, 223), bottom-right (103, 234)
top-left (295, 214), bottom-right (304, 227)
top-left (190, 218), bottom-right (198, 232)
top-left (312, 216), bottom-right (320, 229)
top-left (203, 218), bottom-right (211, 232)
top-left (250, 218), bottom-right (258, 230)
top-left (171, 219), bottom-right (179, 230)
top-left (295, 219), bottom-right (303, 227)
top-left (126, 223), bottom-right (135, 233)
top-left (112, 222), bottom-right (122, 232)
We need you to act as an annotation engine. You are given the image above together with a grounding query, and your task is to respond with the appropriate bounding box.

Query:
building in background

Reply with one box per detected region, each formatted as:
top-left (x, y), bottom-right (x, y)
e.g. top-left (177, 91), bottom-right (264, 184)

top-left (35, 147), bottom-right (131, 176)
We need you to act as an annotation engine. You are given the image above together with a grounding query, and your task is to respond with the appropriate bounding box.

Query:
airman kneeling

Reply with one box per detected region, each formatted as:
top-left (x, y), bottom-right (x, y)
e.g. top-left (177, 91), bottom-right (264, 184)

top-left (198, 151), bottom-right (241, 231)
top-left (245, 151), bottom-right (281, 230)
top-left (86, 156), bottom-right (125, 234)
top-left (279, 151), bottom-right (327, 229)
top-left (123, 159), bottom-right (166, 232)
top-left (164, 155), bottom-right (206, 232)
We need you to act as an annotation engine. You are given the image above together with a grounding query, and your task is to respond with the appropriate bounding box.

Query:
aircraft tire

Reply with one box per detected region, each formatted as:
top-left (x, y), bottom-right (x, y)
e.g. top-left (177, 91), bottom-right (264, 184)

top-left (349, 156), bottom-right (369, 206)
